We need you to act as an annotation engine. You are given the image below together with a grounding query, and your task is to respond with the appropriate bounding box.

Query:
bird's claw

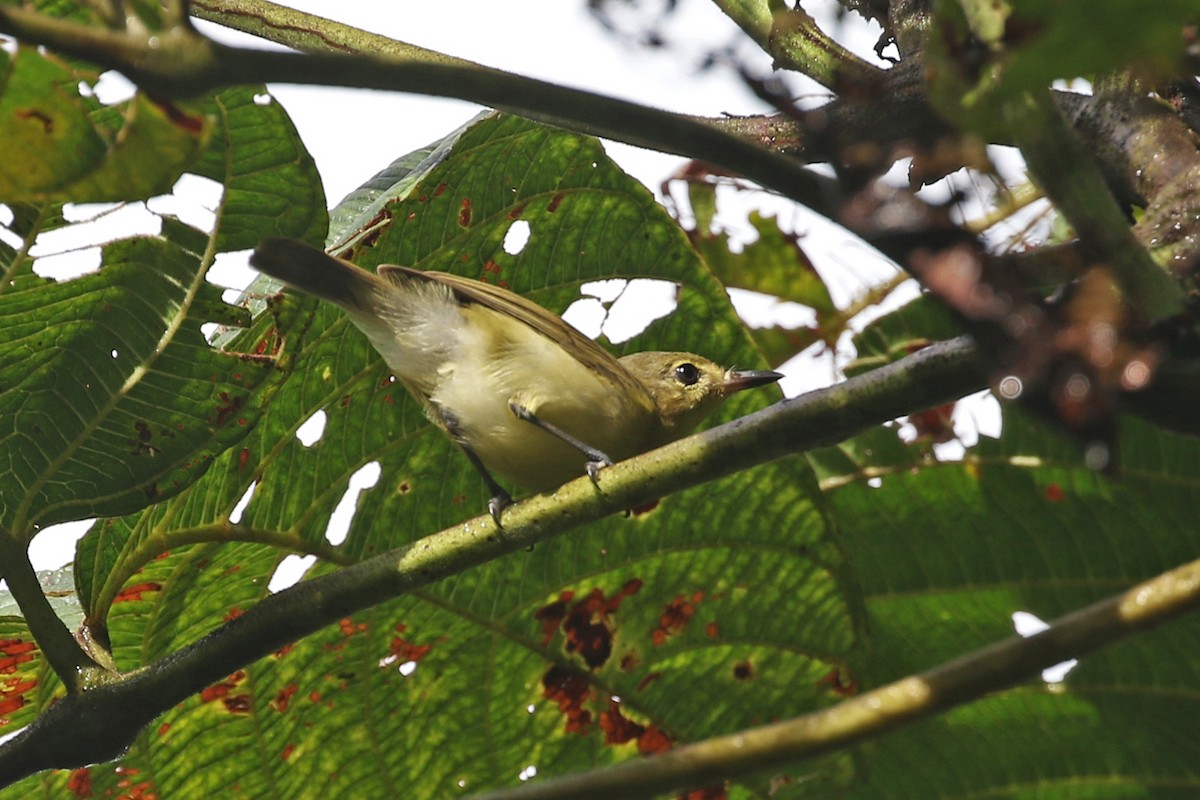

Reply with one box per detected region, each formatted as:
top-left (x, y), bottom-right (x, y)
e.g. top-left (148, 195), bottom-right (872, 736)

top-left (488, 490), bottom-right (513, 527)
top-left (585, 458), bottom-right (613, 485)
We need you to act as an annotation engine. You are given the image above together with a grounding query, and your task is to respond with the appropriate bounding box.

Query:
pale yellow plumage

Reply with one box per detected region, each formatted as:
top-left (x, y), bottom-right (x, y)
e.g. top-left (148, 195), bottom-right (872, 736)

top-left (250, 238), bottom-right (781, 518)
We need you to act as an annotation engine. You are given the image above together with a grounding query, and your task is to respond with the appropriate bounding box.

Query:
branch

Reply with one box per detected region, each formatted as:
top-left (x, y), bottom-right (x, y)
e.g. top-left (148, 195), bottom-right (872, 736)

top-left (190, 0), bottom-right (476, 66)
top-left (469, 555), bottom-right (1200, 800)
top-left (0, 4), bottom-right (843, 221)
top-left (1008, 90), bottom-right (1186, 323)
top-left (0, 532), bottom-right (104, 691)
top-left (0, 337), bottom-right (988, 785)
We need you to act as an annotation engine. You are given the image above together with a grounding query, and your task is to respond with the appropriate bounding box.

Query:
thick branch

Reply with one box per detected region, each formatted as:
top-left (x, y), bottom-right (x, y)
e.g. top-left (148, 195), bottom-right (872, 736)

top-left (470, 556), bottom-right (1200, 800)
top-left (0, 337), bottom-right (988, 786)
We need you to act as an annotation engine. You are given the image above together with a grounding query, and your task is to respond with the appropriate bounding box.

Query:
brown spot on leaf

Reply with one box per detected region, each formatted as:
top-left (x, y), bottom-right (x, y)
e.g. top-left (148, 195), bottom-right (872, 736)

top-left (817, 667), bottom-right (857, 697)
top-left (732, 660), bottom-right (754, 681)
top-left (1044, 483), bottom-right (1065, 502)
top-left (637, 724), bottom-right (673, 755)
top-left (538, 579), bottom-right (643, 669)
top-left (652, 592), bottom-right (703, 645)
top-left (272, 683), bottom-right (298, 712)
top-left (15, 108), bottom-right (53, 133)
top-left (547, 192), bottom-right (565, 213)
top-left (599, 698), bottom-right (644, 745)
top-left (459, 198), bottom-right (472, 227)
top-left (542, 665), bottom-right (593, 734)
top-left (200, 670), bottom-right (251, 713)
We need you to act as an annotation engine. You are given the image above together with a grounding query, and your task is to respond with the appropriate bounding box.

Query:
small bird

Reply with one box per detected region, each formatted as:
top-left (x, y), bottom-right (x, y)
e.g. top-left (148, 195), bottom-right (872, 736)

top-left (250, 238), bottom-right (782, 521)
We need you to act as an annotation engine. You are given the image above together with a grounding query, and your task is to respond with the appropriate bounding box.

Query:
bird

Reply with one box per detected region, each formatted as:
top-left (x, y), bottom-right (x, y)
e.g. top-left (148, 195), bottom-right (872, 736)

top-left (250, 238), bottom-right (783, 522)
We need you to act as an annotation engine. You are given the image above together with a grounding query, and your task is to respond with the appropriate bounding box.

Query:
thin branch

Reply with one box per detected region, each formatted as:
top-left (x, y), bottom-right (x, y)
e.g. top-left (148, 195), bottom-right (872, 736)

top-left (0, 337), bottom-right (988, 786)
top-left (0, 532), bottom-right (105, 691)
top-left (469, 555), bottom-right (1200, 800)
top-left (0, 4), bottom-right (843, 220)
top-left (190, 0), bottom-right (476, 66)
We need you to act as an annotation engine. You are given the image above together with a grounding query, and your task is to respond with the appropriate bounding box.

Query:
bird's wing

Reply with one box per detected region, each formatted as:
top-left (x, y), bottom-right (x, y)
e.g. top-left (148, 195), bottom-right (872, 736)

top-left (377, 264), bottom-right (655, 409)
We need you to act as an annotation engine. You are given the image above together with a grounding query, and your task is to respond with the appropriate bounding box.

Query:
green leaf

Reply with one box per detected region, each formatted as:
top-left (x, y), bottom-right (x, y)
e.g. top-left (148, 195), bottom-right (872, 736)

top-left (54, 114), bottom-right (858, 798)
top-left (0, 231), bottom-right (279, 535)
top-left (0, 47), bottom-right (208, 202)
top-left (829, 409), bottom-right (1200, 798)
top-left (190, 86), bottom-right (327, 251)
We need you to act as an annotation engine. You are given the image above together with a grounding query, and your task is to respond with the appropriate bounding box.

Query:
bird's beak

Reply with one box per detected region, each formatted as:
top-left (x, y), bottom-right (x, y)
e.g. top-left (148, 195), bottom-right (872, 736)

top-left (721, 368), bottom-right (784, 396)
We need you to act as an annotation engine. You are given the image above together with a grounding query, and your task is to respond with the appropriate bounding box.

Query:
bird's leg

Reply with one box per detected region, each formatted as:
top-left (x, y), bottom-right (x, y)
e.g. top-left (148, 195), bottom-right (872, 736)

top-left (441, 410), bottom-right (512, 525)
top-left (508, 401), bottom-right (613, 483)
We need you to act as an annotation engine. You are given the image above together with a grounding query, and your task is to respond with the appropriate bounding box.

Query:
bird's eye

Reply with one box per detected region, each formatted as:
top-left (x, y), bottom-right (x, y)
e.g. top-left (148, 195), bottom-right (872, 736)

top-left (674, 363), bottom-right (700, 386)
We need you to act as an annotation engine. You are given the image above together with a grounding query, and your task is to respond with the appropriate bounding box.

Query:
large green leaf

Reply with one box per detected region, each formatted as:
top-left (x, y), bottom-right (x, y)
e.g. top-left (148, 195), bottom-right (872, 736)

top-left (26, 114), bottom-right (855, 798)
top-left (822, 410), bottom-right (1200, 798)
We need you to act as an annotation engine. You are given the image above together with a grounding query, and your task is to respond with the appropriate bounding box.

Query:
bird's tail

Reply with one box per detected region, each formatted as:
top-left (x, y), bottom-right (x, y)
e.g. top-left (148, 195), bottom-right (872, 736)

top-left (250, 238), bottom-right (382, 312)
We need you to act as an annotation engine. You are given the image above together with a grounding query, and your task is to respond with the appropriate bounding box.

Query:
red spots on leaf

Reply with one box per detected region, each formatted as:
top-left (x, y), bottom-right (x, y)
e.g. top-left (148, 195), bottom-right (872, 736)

top-left (339, 618), bottom-right (368, 637)
top-left (546, 193), bottom-right (565, 213)
top-left (541, 665), bottom-right (593, 734)
top-left (281, 743), bottom-right (296, 762)
top-left (112, 765), bottom-right (157, 800)
top-left (275, 642), bottom-right (295, 659)
top-left (67, 767), bottom-right (92, 797)
top-left (652, 591), bottom-right (704, 645)
top-left (340, 395), bottom-right (352, 408)
top-left (0, 639), bottom-right (36, 675)
top-left (383, 625), bottom-right (433, 667)
top-left (156, 722), bottom-right (170, 737)
top-left (599, 698), bottom-right (644, 745)
top-left (0, 691), bottom-right (29, 718)
top-left (705, 622), bottom-right (719, 639)
top-left (434, 182), bottom-right (449, 197)
top-left (113, 582), bottom-right (162, 603)
top-left (732, 660), bottom-right (754, 681)
top-left (223, 606), bottom-right (244, 623)
top-left (237, 448), bottom-right (250, 471)
top-left (619, 652), bottom-right (640, 672)
top-left (272, 682), bottom-right (298, 712)
top-left (200, 670), bottom-right (251, 713)
top-left (506, 202), bottom-right (528, 220)
top-left (308, 691), bottom-right (321, 703)
top-left (459, 198), bottom-right (472, 227)
top-left (482, 259), bottom-right (502, 278)
top-left (636, 724), bottom-right (673, 755)
top-left (817, 667), bottom-right (857, 697)
top-left (1044, 483), bottom-right (1065, 502)
top-left (536, 579), bottom-right (643, 669)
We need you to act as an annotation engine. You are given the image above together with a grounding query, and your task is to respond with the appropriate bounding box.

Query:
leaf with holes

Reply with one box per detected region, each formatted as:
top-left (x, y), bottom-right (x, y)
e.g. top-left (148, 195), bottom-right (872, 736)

top-left (47, 113), bottom-right (859, 799)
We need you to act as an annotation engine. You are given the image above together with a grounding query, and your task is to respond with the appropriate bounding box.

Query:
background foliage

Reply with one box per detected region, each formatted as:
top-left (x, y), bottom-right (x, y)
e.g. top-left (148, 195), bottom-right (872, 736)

top-left (1, 0), bottom-right (1199, 798)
